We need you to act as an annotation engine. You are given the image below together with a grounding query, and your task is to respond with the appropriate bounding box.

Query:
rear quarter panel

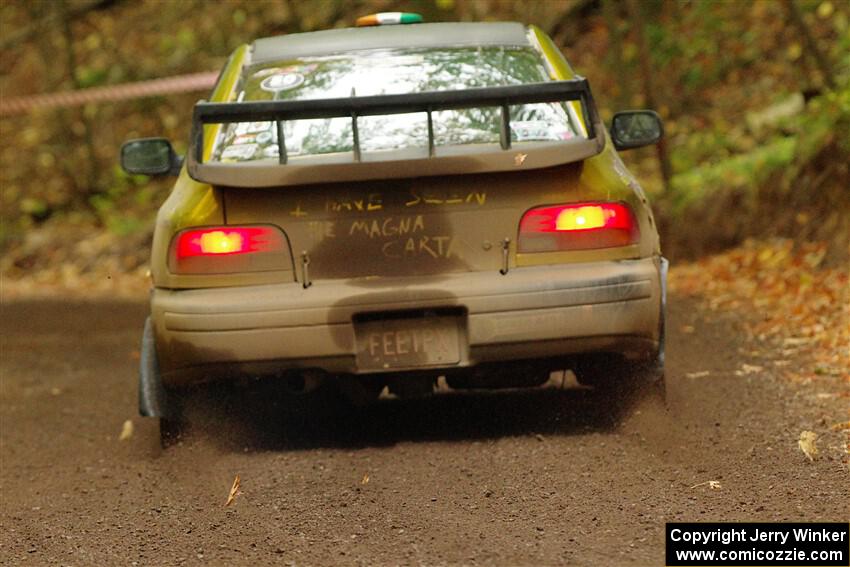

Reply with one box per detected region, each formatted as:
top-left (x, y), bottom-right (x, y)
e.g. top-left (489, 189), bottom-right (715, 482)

top-left (150, 45), bottom-right (249, 289)
top-left (529, 25), bottom-right (661, 260)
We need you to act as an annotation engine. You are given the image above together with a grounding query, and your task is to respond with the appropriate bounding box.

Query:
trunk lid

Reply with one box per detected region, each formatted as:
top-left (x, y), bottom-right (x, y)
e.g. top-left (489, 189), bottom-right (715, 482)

top-left (222, 164), bottom-right (584, 280)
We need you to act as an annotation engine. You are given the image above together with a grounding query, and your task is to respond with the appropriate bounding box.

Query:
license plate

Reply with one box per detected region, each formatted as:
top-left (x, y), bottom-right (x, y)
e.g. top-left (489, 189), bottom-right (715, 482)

top-left (355, 316), bottom-right (461, 371)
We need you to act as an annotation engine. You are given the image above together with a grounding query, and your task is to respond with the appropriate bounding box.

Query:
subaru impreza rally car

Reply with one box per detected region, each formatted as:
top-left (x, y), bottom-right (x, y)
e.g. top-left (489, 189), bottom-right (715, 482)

top-left (121, 14), bottom-right (666, 441)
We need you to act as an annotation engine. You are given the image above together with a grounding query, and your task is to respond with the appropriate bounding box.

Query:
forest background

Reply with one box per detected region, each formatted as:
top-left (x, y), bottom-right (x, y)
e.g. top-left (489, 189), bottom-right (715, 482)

top-left (1, 0), bottom-right (848, 292)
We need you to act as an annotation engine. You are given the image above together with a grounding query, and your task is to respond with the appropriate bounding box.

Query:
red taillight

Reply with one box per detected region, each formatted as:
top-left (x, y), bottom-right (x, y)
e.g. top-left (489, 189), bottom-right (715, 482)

top-left (176, 227), bottom-right (274, 258)
top-left (170, 225), bottom-right (289, 274)
top-left (518, 202), bottom-right (639, 252)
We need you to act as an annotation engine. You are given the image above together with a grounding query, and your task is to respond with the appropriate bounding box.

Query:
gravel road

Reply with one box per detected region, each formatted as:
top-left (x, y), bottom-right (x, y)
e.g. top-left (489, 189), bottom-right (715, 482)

top-left (1, 296), bottom-right (847, 566)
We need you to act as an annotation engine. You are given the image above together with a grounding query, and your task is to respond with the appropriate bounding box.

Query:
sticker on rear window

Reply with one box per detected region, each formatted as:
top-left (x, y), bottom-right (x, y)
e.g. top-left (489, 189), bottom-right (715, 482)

top-left (261, 139), bottom-right (302, 158)
top-left (232, 134), bottom-right (257, 145)
top-left (234, 122), bottom-right (271, 135)
top-left (511, 120), bottom-right (573, 142)
top-left (221, 143), bottom-right (258, 161)
top-left (261, 72), bottom-right (305, 92)
top-left (256, 131), bottom-right (273, 145)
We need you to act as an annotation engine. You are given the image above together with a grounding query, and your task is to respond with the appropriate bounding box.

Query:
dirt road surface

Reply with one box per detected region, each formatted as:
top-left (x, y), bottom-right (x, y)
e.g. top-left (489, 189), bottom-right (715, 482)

top-left (1, 296), bottom-right (847, 566)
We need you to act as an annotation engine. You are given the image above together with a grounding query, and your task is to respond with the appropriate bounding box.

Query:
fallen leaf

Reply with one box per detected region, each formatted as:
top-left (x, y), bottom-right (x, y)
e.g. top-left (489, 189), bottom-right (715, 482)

top-left (118, 419), bottom-right (134, 441)
top-left (735, 364), bottom-right (763, 376)
top-left (686, 371), bottom-right (711, 379)
top-left (225, 475), bottom-right (241, 506)
top-left (669, 240), bottom-right (848, 388)
top-left (798, 431), bottom-right (819, 461)
top-left (535, 433), bottom-right (545, 442)
top-left (50, 387), bottom-right (62, 396)
top-left (831, 421), bottom-right (850, 431)
top-left (361, 473), bottom-right (370, 485)
top-left (690, 480), bottom-right (722, 490)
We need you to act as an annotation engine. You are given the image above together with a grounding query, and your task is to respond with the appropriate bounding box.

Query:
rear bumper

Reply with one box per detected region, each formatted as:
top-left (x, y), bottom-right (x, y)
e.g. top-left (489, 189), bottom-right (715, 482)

top-left (152, 257), bottom-right (663, 386)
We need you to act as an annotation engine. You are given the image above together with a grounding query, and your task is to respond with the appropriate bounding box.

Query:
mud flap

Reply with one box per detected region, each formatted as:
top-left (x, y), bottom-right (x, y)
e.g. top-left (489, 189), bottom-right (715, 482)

top-left (139, 316), bottom-right (173, 418)
top-left (645, 256), bottom-right (668, 382)
top-left (657, 256), bottom-right (668, 369)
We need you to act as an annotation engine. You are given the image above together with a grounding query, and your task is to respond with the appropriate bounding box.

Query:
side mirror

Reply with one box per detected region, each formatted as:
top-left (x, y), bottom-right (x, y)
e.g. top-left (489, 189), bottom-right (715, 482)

top-left (610, 110), bottom-right (663, 151)
top-left (120, 138), bottom-right (182, 176)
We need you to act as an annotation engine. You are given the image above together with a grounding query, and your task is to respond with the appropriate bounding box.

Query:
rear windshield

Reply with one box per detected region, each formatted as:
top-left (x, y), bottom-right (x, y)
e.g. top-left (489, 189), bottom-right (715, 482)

top-left (213, 46), bottom-right (583, 162)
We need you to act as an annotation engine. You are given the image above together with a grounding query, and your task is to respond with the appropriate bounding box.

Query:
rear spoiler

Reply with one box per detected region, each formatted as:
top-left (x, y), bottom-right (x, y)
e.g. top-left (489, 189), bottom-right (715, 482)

top-left (186, 78), bottom-right (605, 188)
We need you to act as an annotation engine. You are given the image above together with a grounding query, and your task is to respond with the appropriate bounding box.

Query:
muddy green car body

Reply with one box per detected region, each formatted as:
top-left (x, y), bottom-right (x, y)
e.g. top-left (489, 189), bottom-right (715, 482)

top-left (127, 22), bottom-right (666, 423)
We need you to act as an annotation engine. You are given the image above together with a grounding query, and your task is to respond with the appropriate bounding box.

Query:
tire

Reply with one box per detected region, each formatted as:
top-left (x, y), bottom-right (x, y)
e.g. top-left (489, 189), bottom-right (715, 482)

top-left (573, 311), bottom-right (666, 403)
top-left (158, 386), bottom-right (188, 448)
top-left (572, 353), bottom-right (635, 391)
top-left (336, 374), bottom-right (385, 405)
top-left (574, 258), bottom-right (667, 396)
top-left (159, 415), bottom-right (186, 447)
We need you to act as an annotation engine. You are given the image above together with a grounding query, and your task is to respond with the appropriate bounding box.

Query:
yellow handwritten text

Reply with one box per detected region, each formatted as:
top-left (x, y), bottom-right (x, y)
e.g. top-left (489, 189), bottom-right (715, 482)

top-left (289, 203), bottom-right (308, 218)
top-left (326, 193), bottom-right (384, 213)
top-left (405, 189), bottom-right (486, 207)
top-left (349, 215), bottom-right (425, 239)
top-left (307, 220), bottom-right (336, 240)
top-left (381, 235), bottom-right (460, 259)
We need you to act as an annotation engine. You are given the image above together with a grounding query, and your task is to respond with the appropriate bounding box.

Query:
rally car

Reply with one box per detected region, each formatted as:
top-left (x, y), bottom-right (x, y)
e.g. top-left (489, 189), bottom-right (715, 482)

top-left (121, 14), bottom-right (666, 442)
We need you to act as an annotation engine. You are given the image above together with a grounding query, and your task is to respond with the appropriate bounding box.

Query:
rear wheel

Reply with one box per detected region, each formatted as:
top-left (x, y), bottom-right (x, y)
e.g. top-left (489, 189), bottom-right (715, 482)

top-left (158, 387), bottom-right (188, 448)
top-left (573, 353), bottom-right (635, 390)
top-left (573, 353), bottom-right (664, 400)
top-left (159, 415), bottom-right (186, 447)
top-left (573, 299), bottom-right (666, 401)
top-left (336, 374), bottom-right (385, 405)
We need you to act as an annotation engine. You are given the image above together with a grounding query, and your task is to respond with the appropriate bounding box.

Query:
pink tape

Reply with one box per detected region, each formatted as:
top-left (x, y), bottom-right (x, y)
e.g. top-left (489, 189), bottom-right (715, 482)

top-left (0, 71), bottom-right (219, 117)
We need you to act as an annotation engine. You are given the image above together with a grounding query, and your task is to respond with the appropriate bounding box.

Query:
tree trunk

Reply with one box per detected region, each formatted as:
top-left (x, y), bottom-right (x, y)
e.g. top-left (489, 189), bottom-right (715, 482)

top-left (784, 0), bottom-right (836, 90)
top-left (628, 0), bottom-right (672, 192)
top-left (58, 0), bottom-right (101, 211)
top-left (602, 0), bottom-right (628, 109)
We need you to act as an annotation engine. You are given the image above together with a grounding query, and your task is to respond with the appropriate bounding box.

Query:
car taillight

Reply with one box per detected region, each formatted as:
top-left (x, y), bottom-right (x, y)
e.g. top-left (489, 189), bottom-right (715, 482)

top-left (169, 225), bottom-right (290, 274)
top-left (518, 202), bottom-right (639, 253)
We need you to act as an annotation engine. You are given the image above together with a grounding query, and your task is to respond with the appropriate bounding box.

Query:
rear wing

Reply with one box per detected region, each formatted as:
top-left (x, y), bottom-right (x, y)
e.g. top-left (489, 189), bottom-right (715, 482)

top-left (186, 78), bottom-right (605, 188)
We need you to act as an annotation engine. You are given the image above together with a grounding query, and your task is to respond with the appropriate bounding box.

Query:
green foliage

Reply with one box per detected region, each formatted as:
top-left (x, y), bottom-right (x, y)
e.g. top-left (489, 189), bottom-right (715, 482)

top-left (77, 66), bottom-right (108, 88)
top-left (659, 92), bottom-right (850, 259)
top-left (669, 137), bottom-right (797, 212)
top-left (91, 166), bottom-right (164, 236)
top-left (20, 197), bottom-right (50, 219)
